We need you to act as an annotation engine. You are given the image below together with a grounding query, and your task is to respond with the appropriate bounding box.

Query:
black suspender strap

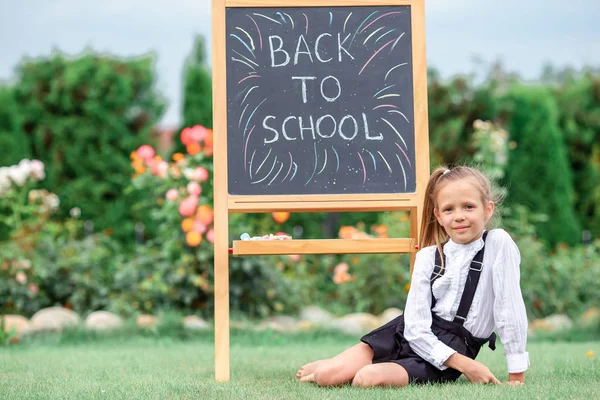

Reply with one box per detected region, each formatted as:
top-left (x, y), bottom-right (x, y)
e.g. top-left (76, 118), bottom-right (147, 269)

top-left (429, 232), bottom-right (496, 350)
top-left (453, 231), bottom-right (488, 325)
top-left (429, 231), bottom-right (489, 325)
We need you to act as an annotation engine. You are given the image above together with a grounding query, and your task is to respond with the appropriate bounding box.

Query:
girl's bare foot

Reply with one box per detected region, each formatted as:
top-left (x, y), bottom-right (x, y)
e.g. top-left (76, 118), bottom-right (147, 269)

top-left (296, 359), bottom-right (325, 379)
top-left (300, 372), bottom-right (316, 383)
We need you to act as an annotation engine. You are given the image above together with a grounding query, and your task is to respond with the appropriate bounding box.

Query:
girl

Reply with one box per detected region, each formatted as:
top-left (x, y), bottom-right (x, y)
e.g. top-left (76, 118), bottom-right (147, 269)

top-left (296, 166), bottom-right (529, 387)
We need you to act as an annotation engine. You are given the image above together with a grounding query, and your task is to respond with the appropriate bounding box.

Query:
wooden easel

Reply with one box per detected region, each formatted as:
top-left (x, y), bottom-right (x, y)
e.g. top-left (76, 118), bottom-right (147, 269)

top-left (212, 0), bottom-right (430, 381)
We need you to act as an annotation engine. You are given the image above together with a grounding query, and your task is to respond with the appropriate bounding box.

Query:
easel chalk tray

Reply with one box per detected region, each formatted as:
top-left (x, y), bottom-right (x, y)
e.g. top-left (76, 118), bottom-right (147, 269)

top-left (232, 233), bottom-right (416, 256)
top-left (213, 0), bottom-right (430, 381)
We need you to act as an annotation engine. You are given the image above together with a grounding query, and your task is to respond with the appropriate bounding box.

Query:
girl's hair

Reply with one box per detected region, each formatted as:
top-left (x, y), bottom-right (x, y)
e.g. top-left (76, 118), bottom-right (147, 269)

top-left (418, 166), bottom-right (503, 260)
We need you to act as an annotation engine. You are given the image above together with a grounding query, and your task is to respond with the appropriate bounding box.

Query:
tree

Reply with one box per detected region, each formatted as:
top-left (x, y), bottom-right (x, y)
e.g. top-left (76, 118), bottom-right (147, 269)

top-left (426, 68), bottom-right (498, 167)
top-left (13, 51), bottom-right (166, 242)
top-left (500, 85), bottom-right (581, 246)
top-left (553, 72), bottom-right (600, 237)
top-left (182, 35), bottom-right (212, 130)
top-left (0, 87), bottom-right (28, 166)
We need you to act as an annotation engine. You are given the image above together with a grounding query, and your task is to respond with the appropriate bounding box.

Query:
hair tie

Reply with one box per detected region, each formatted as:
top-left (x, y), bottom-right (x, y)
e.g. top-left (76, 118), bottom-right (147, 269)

top-left (443, 169), bottom-right (450, 175)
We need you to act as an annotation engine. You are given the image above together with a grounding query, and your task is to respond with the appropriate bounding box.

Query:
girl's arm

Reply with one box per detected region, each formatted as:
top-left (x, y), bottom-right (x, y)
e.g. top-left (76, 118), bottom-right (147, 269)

top-left (403, 248), bottom-right (457, 370)
top-left (490, 229), bottom-right (530, 381)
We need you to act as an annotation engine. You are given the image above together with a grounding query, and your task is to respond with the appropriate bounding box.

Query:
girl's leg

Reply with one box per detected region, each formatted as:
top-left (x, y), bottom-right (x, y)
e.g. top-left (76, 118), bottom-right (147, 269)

top-left (299, 343), bottom-right (374, 386)
top-left (352, 362), bottom-right (410, 388)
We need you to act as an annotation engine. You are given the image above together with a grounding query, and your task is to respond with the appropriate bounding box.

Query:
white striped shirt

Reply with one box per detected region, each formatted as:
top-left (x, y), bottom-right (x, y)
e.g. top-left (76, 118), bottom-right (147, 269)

top-left (404, 228), bottom-right (530, 373)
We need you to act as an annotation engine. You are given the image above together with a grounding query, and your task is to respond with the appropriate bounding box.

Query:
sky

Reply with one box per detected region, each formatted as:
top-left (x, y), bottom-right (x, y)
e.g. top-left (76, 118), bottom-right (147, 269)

top-left (1, 0), bottom-right (598, 127)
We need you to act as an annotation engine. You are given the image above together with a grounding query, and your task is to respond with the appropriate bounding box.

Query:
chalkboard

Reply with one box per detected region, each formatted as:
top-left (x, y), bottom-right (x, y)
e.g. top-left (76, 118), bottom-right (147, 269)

top-left (226, 6), bottom-right (416, 195)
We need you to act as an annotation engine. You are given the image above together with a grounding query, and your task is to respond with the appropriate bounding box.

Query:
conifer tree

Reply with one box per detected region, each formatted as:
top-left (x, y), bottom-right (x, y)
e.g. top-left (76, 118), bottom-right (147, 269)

top-left (502, 85), bottom-right (581, 246)
top-left (553, 73), bottom-right (600, 238)
top-left (182, 35), bottom-right (212, 129)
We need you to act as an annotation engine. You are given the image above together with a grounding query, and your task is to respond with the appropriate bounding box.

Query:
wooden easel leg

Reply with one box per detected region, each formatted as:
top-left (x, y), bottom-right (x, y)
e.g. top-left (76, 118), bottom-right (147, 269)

top-left (212, 0), bottom-right (229, 380)
top-left (214, 234), bottom-right (230, 382)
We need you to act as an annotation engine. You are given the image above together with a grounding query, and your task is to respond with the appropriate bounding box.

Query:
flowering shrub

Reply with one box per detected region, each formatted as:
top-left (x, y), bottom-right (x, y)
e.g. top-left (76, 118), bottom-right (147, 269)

top-left (0, 160), bottom-right (48, 314)
top-left (0, 157), bottom-right (127, 316)
top-left (0, 161), bottom-right (82, 315)
top-left (0, 241), bottom-right (43, 316)
top-left (123, 125), bottom-right (302, 317)
top-left (1, 125), bottom-right (596, 321)
top-left (261, 214), bottom-right (414, 316)
top-left (471, 119), bottom-right (509, 181)
top-left (326, 214), bottom-right (413, 314)
top-left (0, 159), bottom-right (52, 236)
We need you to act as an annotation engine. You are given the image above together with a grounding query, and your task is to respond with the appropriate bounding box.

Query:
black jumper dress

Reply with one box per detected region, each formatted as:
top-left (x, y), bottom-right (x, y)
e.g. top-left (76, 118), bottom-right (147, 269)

top-left (360, 232), bottom-right (496, 384)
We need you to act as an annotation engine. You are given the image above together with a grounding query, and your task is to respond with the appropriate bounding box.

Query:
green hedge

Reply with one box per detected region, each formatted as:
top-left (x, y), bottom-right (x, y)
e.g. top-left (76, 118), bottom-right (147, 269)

top-left (0, 87), bottom-right (28, 167)
top-left (554, 74), bottom-right (600, 237)
top-left (11, 52), bottom-right (166, 242)
top-left (501, 85), bottom-right (581, 246)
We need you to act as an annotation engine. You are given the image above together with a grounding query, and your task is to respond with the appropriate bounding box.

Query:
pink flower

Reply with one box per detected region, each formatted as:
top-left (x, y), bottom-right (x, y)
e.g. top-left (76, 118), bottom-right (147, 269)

top-left (187, 181), bottom-right (202, 197)
top-left (206, 228), bottom-right (214, 243)
top-left (190, 125), bottom-right (208, 142)
top-left (145, 157), bottom-right (157, 169)
top-left (180, 127), bottom-right (193, 146)
top-left (28, 283), bottom-right (39, 295)
top-left (193, 221), bottom-right (207, 233)
top-left (165, 189), bottom-right (179, 202)
top-left (16, 271), bottom-right (27, 284)
top-left (333, 262), bottom-right (353, 285)
top-left (136, 145), bottom-right (155, 160)
top-left (181, 125), bottom-right (208, 145)
top-left (178, 196), bottom-right (199, 217)
top-left (288, 254), bottom-right (301, 262)
top-left (181, 125), bottom-right (207, 145)
top-left (334, 262), bottom-right (349, 275)
top-left (151, 160), bottom-right (169, 178)
top-left (190, 167), bottom-right (209, 182)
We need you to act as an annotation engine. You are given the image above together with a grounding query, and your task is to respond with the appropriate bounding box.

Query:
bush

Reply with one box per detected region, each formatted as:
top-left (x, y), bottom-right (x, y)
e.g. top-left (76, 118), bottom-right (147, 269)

top-left (0, 240), bottom-right (44, 316)
top-left (501, 205), bottom-right (600, 319)
top-left (517, 236), bottom-right (600, 319)
top-left (553, 73), bottom-right (600, 237)
top-left (0, 186), bottom-right (124, 317)
top-left (0, 157), bottom-right (126, 317)
top-left (12, 51), bottom-right (166, 243)
top-left (0, 87), bottom-right (28, 167)
top-left (124, 125), bottom-right (303, 318)
top-left (427, 69), bottom-right (498, 166)
top-left (0, 159), bottom-right (50, 315)
top-left (500, 85), bottom-right (580, 247)
top-left (30, 223), bottom-right (123, 316)
top-left (326, 213), bottom-right (413, 315)
top-left (266, 213), bottom-right (413, 317)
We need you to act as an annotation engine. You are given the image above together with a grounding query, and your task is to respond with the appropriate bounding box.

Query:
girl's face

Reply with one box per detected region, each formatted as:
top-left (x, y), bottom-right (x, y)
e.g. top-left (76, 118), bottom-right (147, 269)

top-left (434, 178), bottom-right (494, 245)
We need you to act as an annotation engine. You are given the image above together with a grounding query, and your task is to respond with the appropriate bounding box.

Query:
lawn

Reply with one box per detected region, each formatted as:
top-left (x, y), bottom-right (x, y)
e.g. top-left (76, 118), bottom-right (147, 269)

top-left (1, 330), bottom-right (599, 399)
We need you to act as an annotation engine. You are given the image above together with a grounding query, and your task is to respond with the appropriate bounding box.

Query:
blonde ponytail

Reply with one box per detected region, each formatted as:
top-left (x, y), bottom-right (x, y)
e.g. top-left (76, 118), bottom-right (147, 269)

top-left (419, 167), bottom-right (449, 255)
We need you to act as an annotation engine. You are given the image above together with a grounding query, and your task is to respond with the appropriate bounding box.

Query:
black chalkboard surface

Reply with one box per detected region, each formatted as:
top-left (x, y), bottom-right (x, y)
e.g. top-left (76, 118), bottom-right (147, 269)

top-left (226, 6), bottom-right (415, 195)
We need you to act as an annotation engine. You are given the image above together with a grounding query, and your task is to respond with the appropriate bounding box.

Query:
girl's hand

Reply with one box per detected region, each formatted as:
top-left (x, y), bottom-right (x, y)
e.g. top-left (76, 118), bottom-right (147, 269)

top-left (445, 353), bottom-right (500, 384)
top-left (462, 360), bottom-right (501, 384)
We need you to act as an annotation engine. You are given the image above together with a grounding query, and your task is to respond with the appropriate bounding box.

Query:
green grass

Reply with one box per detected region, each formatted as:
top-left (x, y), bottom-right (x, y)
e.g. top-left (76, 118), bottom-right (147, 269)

top-left (1, 330), bottom-right (599, 400)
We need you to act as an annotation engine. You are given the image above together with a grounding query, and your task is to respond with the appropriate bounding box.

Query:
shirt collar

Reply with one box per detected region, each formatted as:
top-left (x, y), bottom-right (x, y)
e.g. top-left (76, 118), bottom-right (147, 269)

top-left (443, 230), bottom-right (486, 258)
